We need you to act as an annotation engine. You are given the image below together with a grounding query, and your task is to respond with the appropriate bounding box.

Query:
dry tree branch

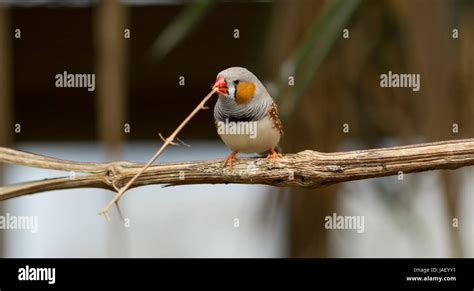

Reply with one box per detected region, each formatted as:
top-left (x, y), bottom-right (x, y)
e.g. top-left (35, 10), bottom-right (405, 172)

top-left (0, 138), bottom-right (473, 202)
top-left (97, 88), bottom-right (219, 219)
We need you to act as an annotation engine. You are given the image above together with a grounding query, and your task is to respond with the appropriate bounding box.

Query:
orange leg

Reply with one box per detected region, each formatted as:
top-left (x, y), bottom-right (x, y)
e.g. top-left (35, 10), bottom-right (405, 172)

top-left (266, 148), bottom-right (282, 166)
top-left (223, 151), bottom-right (240, 172)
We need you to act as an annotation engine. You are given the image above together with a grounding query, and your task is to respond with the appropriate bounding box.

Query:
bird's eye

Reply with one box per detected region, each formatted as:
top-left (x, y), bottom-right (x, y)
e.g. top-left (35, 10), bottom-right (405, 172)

top-left (233, 80), bottom-right (240, 85)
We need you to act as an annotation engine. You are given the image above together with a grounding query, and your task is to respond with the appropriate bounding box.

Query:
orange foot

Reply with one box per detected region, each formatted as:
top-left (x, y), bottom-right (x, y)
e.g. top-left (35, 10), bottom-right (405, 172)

top-left (223, 151), bottom-right (240, 173)
top-left (266, 148), bottom-right (283, 166)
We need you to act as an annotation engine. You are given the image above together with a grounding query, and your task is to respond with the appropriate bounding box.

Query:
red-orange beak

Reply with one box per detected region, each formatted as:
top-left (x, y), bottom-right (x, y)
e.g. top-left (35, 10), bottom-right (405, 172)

top-left (212, 76), bottom-right (227, 94)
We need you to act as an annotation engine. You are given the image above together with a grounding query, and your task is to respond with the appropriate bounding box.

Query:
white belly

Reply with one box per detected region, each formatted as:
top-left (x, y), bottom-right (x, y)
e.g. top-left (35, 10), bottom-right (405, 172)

top-left (217, 115), bottom-right (281, 154)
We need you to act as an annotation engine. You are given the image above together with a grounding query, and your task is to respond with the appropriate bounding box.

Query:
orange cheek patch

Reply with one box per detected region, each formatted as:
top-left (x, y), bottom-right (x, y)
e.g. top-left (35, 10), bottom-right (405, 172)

top-left (235, 82), bottom-right (256, 104)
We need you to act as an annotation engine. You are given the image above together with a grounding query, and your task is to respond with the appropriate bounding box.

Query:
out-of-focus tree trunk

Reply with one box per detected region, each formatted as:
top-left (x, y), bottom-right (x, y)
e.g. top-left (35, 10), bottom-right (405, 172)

top-left (264, 0), bottom-right (343, 257)
top-left (95, 0), bottom-right (128, 148)
top-left (95, 0), bottom-right (129, 257)
top-left (459, 9), bottom-right (474, 134)
top-left (0, 3), bottom-right (13, 257)
top-left (392, 0), bottom-right (470, 258)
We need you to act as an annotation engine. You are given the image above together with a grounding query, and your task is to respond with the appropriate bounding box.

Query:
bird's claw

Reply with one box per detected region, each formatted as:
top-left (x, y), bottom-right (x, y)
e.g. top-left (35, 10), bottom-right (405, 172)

top-left (159, 133), bottom-right (179, 146)
top-left (223, 152), bottom-right (240, 173)
top-left (266, 149), bottom-right (282, 166)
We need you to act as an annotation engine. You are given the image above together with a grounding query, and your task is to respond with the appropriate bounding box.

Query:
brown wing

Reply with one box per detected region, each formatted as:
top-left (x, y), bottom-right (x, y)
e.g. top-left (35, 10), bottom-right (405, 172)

top-left (268, 101), bottom-right (284, 137)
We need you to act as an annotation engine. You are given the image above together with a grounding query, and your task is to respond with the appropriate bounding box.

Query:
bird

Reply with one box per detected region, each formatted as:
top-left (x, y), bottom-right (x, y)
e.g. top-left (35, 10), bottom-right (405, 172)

top-left (212, 67), bottom-right (283, 172)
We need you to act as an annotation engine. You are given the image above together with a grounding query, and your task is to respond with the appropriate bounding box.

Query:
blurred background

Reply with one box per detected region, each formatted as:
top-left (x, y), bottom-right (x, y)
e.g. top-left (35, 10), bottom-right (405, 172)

top-left (0, 0), bottom-right (472, 258)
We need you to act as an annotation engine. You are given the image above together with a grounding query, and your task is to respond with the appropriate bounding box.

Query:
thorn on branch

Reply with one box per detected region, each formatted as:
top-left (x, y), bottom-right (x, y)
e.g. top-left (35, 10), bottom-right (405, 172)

top-left (159, 133), bottom-right (178, 146)
top-left (176, 137), bottom-right (191, 147)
